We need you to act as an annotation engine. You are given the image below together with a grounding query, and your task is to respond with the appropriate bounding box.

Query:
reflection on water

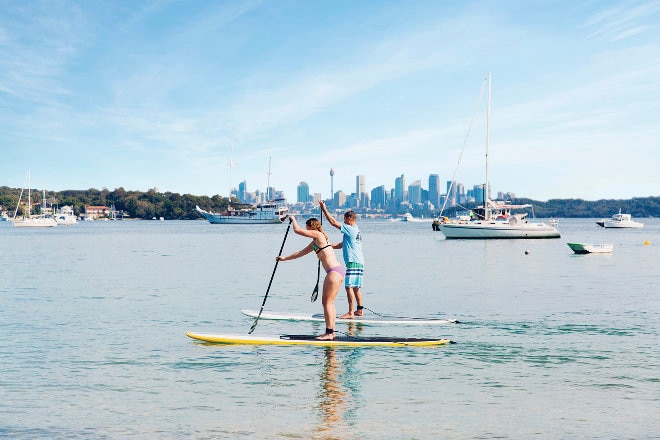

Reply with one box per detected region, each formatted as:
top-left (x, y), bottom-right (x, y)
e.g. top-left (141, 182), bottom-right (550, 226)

top-left (314, 323), bottom-right (363, 439)
top-left (316, 348), bottom-right (347, 437)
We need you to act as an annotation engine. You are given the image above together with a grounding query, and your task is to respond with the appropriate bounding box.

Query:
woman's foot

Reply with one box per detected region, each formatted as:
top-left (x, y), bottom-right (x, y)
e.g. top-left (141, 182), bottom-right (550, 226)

top-left (315, 330), bottom-right (335, 340)
top-left (339, 312), bottom-right (354, 319)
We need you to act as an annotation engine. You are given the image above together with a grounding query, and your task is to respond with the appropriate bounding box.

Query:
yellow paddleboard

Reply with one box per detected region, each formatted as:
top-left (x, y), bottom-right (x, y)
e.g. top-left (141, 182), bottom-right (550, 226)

top-left (186, 332), bottom-right (452, 347)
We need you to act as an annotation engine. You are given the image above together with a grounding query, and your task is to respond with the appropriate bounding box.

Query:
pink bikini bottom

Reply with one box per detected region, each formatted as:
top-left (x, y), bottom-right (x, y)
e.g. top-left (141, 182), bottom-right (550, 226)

top-left (326, 266), bottom-right (346, 278)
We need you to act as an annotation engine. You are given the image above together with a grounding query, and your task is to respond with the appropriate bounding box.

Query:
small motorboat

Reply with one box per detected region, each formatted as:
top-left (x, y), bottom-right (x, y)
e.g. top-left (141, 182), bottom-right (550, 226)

top-left (596, 209), bottom-right (643, 228)
top-left (567, 242), bottom-right (613, 254)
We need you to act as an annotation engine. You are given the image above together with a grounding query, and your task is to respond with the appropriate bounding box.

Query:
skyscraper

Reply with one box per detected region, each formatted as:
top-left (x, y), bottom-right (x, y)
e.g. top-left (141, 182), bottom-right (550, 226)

top-left (473, 184), bottom-right (486, 204)
top-left (238, 180), bottom-right (247, 203)
top-left (395, 174), bottom-right (405, 203)
top-left (297, 181), bottom-right (310, 203)
top-left (370, 185), bottom-right (386, 210)
top-left (455, 182), bottom-right (465, 205)
top-left (446, 180), bottom-right (457, 207)
top-left (334, 190), bottom-right (346, 208)
top-left (356, 175), bottom-right (366, 207)
top-left (428, 174), bottom-right (440, 209)
top-left (408, 180), bottom-right (422, 204)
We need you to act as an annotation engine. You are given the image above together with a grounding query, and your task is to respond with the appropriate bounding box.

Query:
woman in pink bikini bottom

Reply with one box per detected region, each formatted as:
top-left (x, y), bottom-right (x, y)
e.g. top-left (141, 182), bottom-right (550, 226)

top-left (276, 215), bottom-right (344, 340)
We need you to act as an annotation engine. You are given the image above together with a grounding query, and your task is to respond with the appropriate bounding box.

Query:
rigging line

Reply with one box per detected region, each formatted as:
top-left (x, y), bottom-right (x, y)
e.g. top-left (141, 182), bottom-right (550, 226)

top-left (438, 77), bottom-right (488, 218)
top-left (13, 187), bottom-right (24, 219)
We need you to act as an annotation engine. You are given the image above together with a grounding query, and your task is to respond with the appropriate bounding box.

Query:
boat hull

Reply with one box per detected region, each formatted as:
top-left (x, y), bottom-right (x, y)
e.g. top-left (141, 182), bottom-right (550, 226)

top-left (438, 222), bottom-right (560, 239)
top-left (598, 221), bottom-right (643, 228)
top-left (13, 218), bottom-right (57, 228)
top-left (567, 243), bottom-right (613, 254)
top-left (196, 203), bottom-right (287, 224)
top-left (199, 213), bottom-right (284, 224)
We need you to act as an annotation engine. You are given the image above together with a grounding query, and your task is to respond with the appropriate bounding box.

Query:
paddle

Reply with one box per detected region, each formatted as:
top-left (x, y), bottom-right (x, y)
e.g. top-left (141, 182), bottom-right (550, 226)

top-left (311, 212), bottom-right (322, 302)
top-left (248, 219), bottom-right (292, 334)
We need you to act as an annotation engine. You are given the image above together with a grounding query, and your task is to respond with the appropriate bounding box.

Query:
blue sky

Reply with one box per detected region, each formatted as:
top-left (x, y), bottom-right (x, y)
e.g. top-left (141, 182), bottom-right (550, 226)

top-left (1, 0), bottom-right (658, 202)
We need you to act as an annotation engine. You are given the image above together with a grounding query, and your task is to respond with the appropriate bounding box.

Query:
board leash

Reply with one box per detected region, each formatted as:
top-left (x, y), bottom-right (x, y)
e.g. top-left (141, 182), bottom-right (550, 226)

top-left (362, 306), bottom-right (456, 322)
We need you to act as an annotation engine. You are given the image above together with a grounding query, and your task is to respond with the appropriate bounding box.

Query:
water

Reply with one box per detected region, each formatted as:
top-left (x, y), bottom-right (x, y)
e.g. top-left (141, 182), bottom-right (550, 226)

top-left (1, 218), bottom-right (658, 439)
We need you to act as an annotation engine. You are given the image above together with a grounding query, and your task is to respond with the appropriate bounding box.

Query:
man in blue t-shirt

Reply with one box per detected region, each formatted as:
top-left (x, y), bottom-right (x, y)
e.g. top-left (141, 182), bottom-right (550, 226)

top-left (319, 200), bottom-right (365, 318)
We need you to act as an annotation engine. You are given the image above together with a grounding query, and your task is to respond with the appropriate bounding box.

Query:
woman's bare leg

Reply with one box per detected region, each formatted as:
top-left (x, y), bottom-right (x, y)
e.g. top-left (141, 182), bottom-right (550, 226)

top-left (316, 273), bottom-right (342, 340)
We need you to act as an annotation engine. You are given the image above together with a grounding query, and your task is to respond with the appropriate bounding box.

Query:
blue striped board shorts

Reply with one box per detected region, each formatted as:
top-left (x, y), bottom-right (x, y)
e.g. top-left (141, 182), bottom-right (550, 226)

top-left (345, 262), bottom-right (364, 288)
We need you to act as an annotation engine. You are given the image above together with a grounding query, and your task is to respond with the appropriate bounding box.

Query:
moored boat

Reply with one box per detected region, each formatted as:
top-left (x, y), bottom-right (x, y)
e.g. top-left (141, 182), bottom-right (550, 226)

top-left (435, 73), bottom-right (559, 239)
top-left (14, 215), bottom-right (57, 228)
top-left (401, 212), bottom-right (432, 222)
top-left (596, 209), bottom-right (643, 228)
top-left (55, 205), bottom-right (77, 225)
top-left (567, 242), bottom-right (613, 254)
top-left (13, 171), bottom-right (57, 228)
top-left (196, 199), bottom-right (288, 224)
top-left (439, 203), bottom-right (560, 239)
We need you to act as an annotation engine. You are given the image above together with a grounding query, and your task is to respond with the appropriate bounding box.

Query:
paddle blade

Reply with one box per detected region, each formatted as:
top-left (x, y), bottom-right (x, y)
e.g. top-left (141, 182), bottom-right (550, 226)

top-left (311, 285), bottom-right (319, 302)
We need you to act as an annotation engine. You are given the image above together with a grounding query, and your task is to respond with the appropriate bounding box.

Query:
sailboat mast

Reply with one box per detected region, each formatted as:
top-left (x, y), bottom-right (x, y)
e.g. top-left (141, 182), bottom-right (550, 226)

top-left (484, 72), bottom-right (491, 214)
top-left (266, 156), bottom-right (272, 201)
top-left (27, 169), bottom-right (31, 219)
top-left (228, 127), bottom-right (236, 202)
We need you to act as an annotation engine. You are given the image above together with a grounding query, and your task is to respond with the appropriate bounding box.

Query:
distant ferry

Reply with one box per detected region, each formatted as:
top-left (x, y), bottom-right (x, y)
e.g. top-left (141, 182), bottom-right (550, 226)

top-left (196, 199), bottom-right (288, 224)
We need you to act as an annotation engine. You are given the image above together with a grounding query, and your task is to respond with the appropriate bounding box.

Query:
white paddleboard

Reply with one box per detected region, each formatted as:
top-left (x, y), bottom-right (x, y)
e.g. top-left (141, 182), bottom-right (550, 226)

top-left (241, 309), bottom-right (459, 325)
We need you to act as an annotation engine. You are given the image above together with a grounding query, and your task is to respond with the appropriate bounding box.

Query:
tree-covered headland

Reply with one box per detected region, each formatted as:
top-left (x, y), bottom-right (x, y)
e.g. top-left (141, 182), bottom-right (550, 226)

top-left (0, 186), bottom-right (228, 220)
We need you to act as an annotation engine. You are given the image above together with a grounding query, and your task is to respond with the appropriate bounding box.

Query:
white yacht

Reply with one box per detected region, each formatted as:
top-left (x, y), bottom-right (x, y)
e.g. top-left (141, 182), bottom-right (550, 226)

top-left (196, 199), bottom-right (288, 224)
top-left (596, 210), bottom-right (643, 228)
top-left (13, 171), bottom-right (57, 228)
top-left (436, 73), bottom-right (559, 239)
top-left (55, 205), bottom-right (78, 225)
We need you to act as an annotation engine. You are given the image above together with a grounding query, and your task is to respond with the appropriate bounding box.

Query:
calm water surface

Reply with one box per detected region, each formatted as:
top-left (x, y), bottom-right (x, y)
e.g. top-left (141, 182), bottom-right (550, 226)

top-left (1, 218), bottom-right (658, 439)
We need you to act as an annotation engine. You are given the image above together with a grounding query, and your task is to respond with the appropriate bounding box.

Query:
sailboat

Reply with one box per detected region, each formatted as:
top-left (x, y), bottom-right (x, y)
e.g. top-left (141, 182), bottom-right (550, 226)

top-left (13, 170), bottom-right (57, 228)
top-left (436, 73), bottom-right (560, 239)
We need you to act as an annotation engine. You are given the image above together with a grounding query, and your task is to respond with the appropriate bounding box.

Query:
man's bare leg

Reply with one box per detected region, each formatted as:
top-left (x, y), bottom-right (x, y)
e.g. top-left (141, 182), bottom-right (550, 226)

top-left (339, 287), bottom-right (355, 319)
top-left (354, 288), bottom-right (364, 316)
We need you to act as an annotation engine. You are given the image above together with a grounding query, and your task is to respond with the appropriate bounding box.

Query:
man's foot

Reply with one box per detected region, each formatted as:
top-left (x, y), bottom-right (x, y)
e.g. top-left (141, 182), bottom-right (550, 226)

top-left (354, 309), bottom-right (364, 317)
top-left (315, 332), bottom-right (335, 341)
top-left (339, 312), bottom-right (354, 319)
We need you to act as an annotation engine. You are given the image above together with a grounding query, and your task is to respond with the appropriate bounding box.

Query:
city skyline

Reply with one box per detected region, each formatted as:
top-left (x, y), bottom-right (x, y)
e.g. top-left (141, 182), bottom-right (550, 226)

top-left (1, 2), bottom-right (658, 201)
top-left (291, 171), bottom-right (503, 209)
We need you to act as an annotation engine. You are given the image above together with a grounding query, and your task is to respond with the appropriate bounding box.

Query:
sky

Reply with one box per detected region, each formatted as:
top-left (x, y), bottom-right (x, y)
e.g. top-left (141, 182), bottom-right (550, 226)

top-left (1, 0), bottom-right (659, 202)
